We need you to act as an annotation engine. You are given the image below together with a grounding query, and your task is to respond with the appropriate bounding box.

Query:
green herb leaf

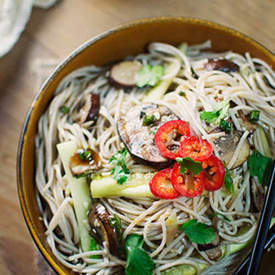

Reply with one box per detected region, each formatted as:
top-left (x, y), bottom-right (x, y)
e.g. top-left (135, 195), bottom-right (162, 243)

top-left (200, 109), bottom-right (220, 124)
top-left (126, 248), bottom-right (154, 275)
top-left (208, 212), bottom-right (230, 222)
top-left (176, 157), bottom-right (202, 176)
top-left (109, 148), bottom-right (130, 184)
top-left (111, 163), bottom-right (130, 184)
top-left (136, 65), bottom-right (164, 88)
top-left (224, 166), bottom-right (234, 194)
top-left (108, 214), bottom-right (122, 241)
top-left (125, 234), bottom-right (154, 275)
top-left (248, 151), bottom-right (273, 185)
top-left (78, 149), bottom-right (93, 162)
top-left (219, 119), bottom-right (233, 134)
top-left (151, 127), bottom-right (158, 135)
top-left (89, 237), bottom-right (99, 259)
top-left (200, 100), bottom-right (230, 125)
top-left (59, 106), bottom-right (70, 114)
top-left (249, 110), bottom-right (260, 123)
top-left (179, 91), bottom-right (186, 97)
top-left (143, 112), bottom-right (160, 126)
top-left (181, 219), bottom-right (215, 244)
top-left (125, 234), bottom-right (144, 256)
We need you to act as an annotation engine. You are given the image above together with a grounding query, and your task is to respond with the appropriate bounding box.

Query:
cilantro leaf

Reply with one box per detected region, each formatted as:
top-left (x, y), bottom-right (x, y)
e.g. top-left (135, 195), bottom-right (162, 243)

top-left (59, 106), bottom-right (70, 114)
top-left (176, 157), bottom-right (202, 175)
top-left (200, 100), bottom-right (230, 125)
top-left (108, 214), bottom-right (122, 241)
top-left (248, 151), bottom-right (273, 185)
top-left (126, 248), bottom-right (154, 275)
top-left (125, 234), bottom-right (144, 256)
top-left (109, 148), bottom-right (130, 184)
top-left (224, 165), bottom-right (234, 194)
top-left (111, 163), bottom-right (130, 184)
top-left (125, 234), bottom-right (154, 275)
top-left (200, 109), bottom-right (220, 124)
top-left (136, 65), bottom-right (164, 88)
top-left (181, 219), bottom-right (215, 244)
top-left (219, 119), bottom-right (233, 134)
top-left (249, 110), bottom-right (260, 123)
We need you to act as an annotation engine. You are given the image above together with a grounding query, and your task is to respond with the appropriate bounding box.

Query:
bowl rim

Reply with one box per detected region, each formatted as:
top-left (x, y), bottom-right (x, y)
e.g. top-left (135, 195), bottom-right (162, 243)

top-left (17, 16), bottom-right (274, 275)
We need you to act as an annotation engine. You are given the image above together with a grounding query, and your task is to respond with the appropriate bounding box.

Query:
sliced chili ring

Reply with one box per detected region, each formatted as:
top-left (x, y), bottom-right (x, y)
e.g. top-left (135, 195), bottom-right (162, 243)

top-left (149, 168), bottom-right (180, 199)
top-left (171, 163), bottom-right (205, 198)
top-left (154, 120), bottom-right (191, 159)
top-left (202, 155), bottom-right (225, 191)
top-left (179, 136), bottom-right (213, 161)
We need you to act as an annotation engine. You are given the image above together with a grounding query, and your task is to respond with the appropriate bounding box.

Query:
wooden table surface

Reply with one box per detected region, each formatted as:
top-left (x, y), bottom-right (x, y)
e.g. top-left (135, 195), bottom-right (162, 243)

top-left (0, 0), bottom-right (274, 274)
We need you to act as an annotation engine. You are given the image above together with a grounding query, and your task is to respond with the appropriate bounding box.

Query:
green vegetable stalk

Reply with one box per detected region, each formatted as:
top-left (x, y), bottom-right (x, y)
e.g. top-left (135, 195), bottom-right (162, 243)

top-left (57, 141), bottom-right (97, 253)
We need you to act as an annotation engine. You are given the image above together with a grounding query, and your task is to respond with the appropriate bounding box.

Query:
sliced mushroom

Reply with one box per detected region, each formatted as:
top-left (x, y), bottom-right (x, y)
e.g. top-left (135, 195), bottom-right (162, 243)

top-left (205, 59), bottom-right (239, 73)
top-left (213, 131), bottom-right (250, 168)
top-left (89, 203), bottom-right (120, 257)
top-left (69, 149), bottom-right (100, 176)
top-left (250, 178), bottom-right (265, 212)
top-left (198, 233), bottom-right (222, 261)
top-left (117, 103), bottom-right (179, 168)
top-left (79, 93), bottom-right (100, 126)
top-left (110, 60), bottom-right (141, 87)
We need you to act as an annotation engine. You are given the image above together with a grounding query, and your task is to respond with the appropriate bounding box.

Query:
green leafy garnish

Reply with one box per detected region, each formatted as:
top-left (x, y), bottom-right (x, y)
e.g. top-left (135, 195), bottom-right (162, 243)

top-left (208, 212), bottom-right (230, 222)
top-left (136, 64), bottom-right (164, 88)
top-left (109, 148), bottom-right (130, 184)
top-left (109, 214), bottom-right (122, 241)
top-left (142, 112), bottom-right (160, 126)
top-left (181, 219), bottom-right (215, 244)
top-left (224, 165), bottom-right (234, 194)
top-left (219, 119), bottom-right (233, 134)
top-left (176, 157), bottom-right (202, 176)
top-left (89, 237), bottom-right (99, 259)
top-left (151, 127), bottom-right (158, 135)
top-left (248, 151), bottom-right (273, 185)
top-left (78, 149), bottom-right (93, 162)
top-left (179, 91), bottom-right (186, 97)
top-left (125, 234), bottom-right (154, 275)
top-left (200, 100), bottom-right (230, 125)
top-left (59, 106), bottom-right (70, 114)
top-left (249, 110), bottom-right (260, 123)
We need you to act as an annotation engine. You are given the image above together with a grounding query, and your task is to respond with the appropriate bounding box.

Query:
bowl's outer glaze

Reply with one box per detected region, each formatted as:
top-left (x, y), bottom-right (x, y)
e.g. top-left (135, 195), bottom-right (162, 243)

top-left (17, 17), bottom-right (275, 275)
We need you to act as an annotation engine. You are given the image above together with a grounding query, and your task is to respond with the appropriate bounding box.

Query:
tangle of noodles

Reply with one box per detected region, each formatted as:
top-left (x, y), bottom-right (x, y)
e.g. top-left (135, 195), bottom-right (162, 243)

top-left (35, 41), bottom-right (275, 274)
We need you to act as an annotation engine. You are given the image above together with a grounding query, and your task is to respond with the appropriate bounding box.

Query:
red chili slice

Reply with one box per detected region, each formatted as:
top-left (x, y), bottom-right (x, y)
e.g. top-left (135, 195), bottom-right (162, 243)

top-left (154, 120), bottom-right (191, 159)
top-left (179, 136), bottom-right (213, 161)
top-left (149, 168), bottom-right (180, 199)
top-left (171, 163), bottom-right (205, 198)
top-left (202, 155), bottom-right (225, 191)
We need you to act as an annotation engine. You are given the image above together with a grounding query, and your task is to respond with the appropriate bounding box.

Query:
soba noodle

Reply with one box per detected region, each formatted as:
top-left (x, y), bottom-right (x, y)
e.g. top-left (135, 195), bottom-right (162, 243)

top-left (35, 41), bottom-right (275, 274)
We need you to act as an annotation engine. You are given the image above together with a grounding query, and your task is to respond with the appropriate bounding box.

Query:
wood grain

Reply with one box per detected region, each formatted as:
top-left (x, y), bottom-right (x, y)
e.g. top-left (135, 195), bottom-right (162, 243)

top-left (0, 0), bottom-right (274, 274)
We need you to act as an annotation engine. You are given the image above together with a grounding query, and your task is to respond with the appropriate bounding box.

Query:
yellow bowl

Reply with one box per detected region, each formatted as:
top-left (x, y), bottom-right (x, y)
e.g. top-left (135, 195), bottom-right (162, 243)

top-left (17, 17), bottom-right (275, 275)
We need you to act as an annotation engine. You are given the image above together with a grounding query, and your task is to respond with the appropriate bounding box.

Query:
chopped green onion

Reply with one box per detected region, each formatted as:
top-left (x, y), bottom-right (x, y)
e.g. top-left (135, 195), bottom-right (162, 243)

top-left (219, 119), bottom-right (233, 134)
top-left (249, 110), bottom-right (260, 123)
top-left (143, 112), bottom-right (160, 126)
top-left (179, 91), bottom-right (186, 97)
top-left (59, 106), bottom-right (70, 114)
